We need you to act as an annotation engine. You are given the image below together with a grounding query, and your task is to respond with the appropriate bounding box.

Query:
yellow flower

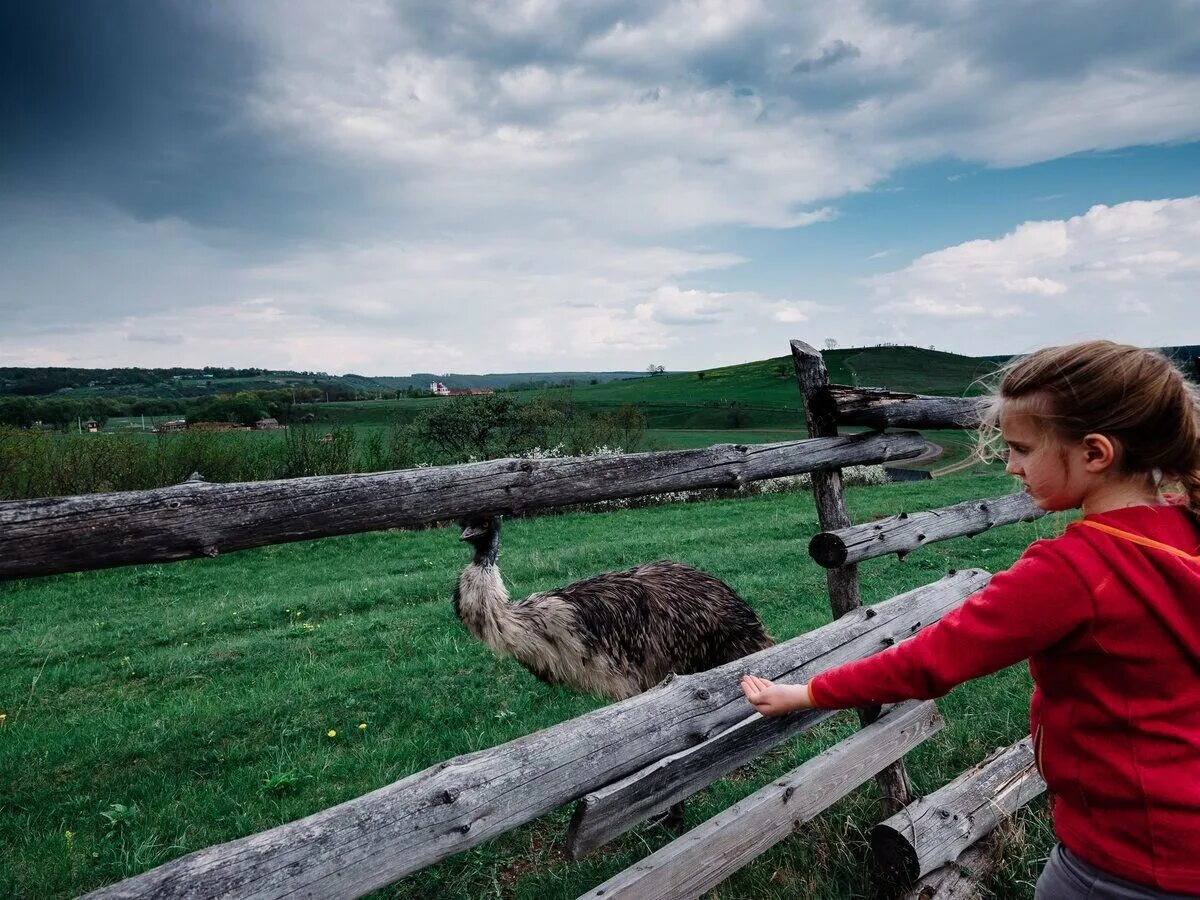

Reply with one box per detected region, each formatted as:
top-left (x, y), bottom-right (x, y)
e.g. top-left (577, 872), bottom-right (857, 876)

top-left (0, 713), bottom-right (6, 722)
top-left (358, 723), bottom-right (367, 731)
top-left (327, 729), bottom-right (337, 738)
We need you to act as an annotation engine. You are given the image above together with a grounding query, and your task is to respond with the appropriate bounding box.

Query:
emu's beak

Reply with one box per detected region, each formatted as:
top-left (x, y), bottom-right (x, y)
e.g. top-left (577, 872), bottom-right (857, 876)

top-left (460, 524), bottom-right (486, 541)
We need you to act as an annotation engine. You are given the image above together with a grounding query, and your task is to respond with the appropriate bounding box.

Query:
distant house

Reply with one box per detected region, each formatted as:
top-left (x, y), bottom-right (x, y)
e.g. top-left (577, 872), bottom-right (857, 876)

top-left (153, 419), bottom-right (188, 433)
top-left (429, 381), bottom-right (493, 397)
top-left (84, 419), bottom-right (99, 433)
top-left (254, 418), bottom-right (285, 430)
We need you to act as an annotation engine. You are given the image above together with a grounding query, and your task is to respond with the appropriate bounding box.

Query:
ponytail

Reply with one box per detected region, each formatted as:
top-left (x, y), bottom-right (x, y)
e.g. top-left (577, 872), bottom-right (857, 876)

top-left (1173, 376), bottom-right (1200, 516)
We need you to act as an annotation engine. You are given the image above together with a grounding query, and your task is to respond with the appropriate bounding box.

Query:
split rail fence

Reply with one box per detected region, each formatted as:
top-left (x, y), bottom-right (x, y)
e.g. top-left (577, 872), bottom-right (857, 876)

top-left (0, 340), bottom-right (1049, 899)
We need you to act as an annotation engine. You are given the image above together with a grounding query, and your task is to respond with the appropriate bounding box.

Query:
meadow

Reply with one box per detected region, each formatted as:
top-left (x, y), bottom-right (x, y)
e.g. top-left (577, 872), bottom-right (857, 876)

top-left (0, 469), bottom-right (1066, 899)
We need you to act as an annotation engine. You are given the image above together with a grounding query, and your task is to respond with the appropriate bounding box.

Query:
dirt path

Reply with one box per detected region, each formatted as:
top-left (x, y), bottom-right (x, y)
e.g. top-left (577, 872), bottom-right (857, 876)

top-left (885, 439), bottom-right (945, 468)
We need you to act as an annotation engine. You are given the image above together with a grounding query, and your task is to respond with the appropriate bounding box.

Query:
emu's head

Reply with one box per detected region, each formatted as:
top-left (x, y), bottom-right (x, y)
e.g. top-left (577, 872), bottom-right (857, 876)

top-left (458, 515), bottom-right (501, 566)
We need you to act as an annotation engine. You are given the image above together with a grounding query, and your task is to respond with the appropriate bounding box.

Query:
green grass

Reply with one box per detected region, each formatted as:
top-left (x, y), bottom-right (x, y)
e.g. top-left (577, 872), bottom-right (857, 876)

top-left (0, 471), bottom-right (1067, 899)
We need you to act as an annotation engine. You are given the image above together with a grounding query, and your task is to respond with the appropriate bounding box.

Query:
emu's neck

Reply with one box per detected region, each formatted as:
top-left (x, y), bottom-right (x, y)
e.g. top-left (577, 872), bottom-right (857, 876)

top-left (455, 560), bottom-right (518, 654)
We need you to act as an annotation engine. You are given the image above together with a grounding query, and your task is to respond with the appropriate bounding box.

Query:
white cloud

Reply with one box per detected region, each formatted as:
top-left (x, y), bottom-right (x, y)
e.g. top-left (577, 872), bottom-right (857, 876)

top-left (869, 197), bottom-right (1200, 350)
top-left (1003, 277), bottom-right (1067, 296)
top-left (228, 2), bottom-right (1200, 242)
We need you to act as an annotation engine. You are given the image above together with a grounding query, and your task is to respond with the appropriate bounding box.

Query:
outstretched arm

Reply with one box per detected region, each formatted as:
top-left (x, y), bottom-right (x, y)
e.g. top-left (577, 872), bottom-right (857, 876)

top-left (744, 541), bottom-right (1092, 713)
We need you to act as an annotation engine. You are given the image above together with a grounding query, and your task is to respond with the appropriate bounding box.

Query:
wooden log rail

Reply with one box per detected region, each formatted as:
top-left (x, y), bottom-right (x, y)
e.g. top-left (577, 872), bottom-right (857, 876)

top-left (0, 432), bottom-right (924, 581)
top-left (871, 737), bottom-right (1046, 887)
top-left (567, 707), bottom-right (837, 858)
top-left (577, 701), bottom-right (944, 900)
top-left (84, 570), bottom-right (990, 900)
top-left (829, 386), bottom-right (987, 430)
top-left (808, 491), bottom-right (1046, 568)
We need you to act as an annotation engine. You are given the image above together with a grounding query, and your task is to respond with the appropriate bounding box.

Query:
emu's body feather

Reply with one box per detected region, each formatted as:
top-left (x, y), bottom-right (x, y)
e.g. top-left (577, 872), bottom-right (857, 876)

top-left (454, 540), bottom-right (774, 699)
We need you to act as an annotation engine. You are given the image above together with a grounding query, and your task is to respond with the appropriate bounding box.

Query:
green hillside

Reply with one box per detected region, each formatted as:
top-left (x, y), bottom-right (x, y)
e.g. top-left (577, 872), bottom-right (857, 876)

top-left (565, 346), bottom-right (995, 405)
top-left (537, 346), bottom-right (997, 430)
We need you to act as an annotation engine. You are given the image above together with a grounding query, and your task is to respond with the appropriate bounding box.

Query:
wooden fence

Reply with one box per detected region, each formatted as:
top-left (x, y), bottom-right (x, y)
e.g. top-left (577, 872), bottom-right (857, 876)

top-left (2, 340), bottom-right (1050, 899)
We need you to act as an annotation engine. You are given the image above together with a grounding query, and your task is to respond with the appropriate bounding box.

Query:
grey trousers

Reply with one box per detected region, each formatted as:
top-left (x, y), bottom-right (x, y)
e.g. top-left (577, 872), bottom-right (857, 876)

top-left (1035, 844), bottom-right (1198, 899)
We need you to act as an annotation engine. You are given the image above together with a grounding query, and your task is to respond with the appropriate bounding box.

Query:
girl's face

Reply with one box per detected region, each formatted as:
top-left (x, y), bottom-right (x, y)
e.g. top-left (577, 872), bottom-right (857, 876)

top-left (1000, 405), bottom-right (1089, 512)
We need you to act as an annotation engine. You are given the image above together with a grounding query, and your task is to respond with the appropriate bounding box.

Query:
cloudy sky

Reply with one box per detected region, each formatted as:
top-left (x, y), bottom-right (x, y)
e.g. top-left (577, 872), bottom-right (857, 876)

top-left (3, 1), bottom-right (1200, 375)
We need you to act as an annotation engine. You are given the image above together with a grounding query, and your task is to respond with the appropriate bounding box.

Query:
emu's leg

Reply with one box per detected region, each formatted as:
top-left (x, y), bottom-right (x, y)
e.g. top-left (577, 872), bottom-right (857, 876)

top-left (648, 800), bottom-right (686, 833)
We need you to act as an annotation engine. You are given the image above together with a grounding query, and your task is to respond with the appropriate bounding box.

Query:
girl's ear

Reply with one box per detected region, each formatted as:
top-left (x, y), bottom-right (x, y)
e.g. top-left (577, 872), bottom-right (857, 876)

top-left (1081, 433), bottom-right (1117, 472)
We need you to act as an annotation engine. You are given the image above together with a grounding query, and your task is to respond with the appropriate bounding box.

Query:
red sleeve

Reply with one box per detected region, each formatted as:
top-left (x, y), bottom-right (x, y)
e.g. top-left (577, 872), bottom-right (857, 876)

top-left (808, 541), bottom-right (1092, 709)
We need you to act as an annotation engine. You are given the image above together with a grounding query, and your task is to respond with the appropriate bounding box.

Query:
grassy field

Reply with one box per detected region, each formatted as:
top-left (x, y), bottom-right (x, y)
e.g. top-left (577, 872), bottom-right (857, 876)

top-left (1, 470), bottom-right (1068, 899)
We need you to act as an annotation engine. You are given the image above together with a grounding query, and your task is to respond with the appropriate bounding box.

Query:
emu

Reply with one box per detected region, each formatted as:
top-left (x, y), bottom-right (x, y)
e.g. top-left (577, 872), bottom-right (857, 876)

top-left (454, 515), bottom-right (774, 701)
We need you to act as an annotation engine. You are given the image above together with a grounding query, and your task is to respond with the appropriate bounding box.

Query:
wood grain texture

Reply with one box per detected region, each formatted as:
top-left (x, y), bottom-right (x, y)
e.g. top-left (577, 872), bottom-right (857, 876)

top-left (808, 492), bottom-right (1045, 568)
top-left (871, 738), bottom-right (1045, 886)
top-left (900, 832), bottom-right (1002, 900)
top-left (566, 707), bottom-right (837, 858)
top-left (577, 701), bottom-right (945, 900)
top-left (829, 386), bottom-right (987, 430)
top-left (84, 571), bottom-right (989, 900)
top-left (1, 434), bottom-right (924, 580)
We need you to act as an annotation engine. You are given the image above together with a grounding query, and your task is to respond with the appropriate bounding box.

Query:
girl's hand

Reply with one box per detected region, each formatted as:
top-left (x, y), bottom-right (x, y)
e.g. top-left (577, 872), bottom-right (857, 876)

top-left (740, 674), bottom-right (815, 716)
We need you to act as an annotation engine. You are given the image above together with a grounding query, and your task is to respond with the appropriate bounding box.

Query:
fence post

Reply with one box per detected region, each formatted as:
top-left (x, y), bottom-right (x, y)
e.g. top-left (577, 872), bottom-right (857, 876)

top-left (791, 339), bottom-right (915, 815)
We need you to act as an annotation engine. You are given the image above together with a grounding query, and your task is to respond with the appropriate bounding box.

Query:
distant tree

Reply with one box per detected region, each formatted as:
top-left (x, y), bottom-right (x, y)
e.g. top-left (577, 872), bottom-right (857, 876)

top-left (411, 394), bottom-right (516, 461)
top-left (646, 364), bottom-right (666, 376)
top-left (697, 371), bottom-right (706, 380)
top-left (824, 338), bottom-right (838, 351)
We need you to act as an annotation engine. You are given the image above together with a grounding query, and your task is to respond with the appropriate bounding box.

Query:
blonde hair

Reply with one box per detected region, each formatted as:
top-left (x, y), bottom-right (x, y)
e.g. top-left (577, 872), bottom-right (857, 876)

top-left (976, 340), bottom-right (1200, 513)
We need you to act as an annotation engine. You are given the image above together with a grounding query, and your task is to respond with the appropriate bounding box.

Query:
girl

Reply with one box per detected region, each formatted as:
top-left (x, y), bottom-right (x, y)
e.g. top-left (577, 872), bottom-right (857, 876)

top-left (741, 341), bottom-right (1200, 899)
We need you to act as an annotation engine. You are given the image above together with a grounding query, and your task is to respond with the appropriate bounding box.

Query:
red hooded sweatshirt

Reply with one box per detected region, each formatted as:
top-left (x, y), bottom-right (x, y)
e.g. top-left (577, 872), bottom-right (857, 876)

top-left (809, 502), bottom-right (1200, 894)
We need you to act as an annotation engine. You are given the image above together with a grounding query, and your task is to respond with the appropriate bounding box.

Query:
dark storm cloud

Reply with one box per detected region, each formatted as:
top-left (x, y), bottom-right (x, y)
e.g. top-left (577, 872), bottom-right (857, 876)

top-left (792, 40), bottom-right (862, 74)
top-left (0, 1), bottom-right (372, 237)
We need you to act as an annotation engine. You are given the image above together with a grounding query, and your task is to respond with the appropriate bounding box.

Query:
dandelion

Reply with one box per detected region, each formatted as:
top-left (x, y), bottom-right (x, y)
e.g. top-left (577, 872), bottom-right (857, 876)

top-left (358, 723), bottom-right (367, 731)
top-left (327, 729), bottom-right (337, 738)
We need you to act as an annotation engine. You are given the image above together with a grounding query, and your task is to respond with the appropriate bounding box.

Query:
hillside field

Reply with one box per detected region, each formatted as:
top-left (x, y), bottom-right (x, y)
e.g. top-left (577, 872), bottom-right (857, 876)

top-left (295, 345), bottom-right (998, 434)
top-left (1, 470), bottom-right (1061, 899)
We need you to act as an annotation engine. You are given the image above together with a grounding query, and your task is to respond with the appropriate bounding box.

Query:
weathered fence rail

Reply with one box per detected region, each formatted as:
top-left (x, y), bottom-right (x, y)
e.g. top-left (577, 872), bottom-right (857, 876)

top-left (577, 701), bottom-right (945, 900)
top-left (0, 432), bottom-right (924, 581)
top-left (84, 570), bottom-right (989, 900)
top-left (830, 386), bottom-right (986, 430)
top-left (808, 491), bottom-right (1045, 568)
top-left (567, 706), bottom-right (836, 858)
top-left (871, 737), bottom-right (1045, 886)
